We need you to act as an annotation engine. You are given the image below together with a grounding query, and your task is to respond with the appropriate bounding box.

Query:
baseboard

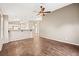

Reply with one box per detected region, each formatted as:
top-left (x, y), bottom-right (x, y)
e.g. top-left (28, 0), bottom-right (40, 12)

top-left (40, 34), bottom-right (79, 46)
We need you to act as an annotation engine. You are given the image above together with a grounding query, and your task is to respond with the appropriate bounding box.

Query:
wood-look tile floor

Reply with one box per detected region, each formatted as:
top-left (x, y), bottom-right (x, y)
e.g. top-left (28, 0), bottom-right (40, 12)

top-left (0, 37), bottom-right (79, 56)
top-left (40, 38), bottom-right (79, 56)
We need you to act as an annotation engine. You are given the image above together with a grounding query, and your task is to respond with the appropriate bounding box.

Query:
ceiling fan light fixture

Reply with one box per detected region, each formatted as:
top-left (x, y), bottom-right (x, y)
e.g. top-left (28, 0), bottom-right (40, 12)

top-left (38, 4), bottom-right (51, 16)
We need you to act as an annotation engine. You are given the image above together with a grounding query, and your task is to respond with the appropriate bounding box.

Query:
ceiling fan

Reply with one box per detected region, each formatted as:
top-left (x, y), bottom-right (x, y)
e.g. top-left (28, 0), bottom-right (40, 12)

top-left (38, 5), bottom-right (51, 16)
top-left (33, 4), bottom-right (51, 16)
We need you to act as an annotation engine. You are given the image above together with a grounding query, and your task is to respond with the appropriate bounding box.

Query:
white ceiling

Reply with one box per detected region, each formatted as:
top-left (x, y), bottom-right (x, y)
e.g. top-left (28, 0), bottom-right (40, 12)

top-left (0, 3), bottom-right (71, 21)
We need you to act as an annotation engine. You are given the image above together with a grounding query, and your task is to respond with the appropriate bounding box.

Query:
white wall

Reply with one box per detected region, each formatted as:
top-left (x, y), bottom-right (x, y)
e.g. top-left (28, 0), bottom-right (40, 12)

top-left (40, 4), bottom-right (79, 45)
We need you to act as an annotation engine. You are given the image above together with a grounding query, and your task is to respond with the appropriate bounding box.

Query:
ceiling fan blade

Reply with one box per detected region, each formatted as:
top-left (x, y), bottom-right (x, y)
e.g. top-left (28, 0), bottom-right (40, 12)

top-left (43, 13), bottom-right (45, 16)
top-left (40, 6), bottom-right (43, 8)
top-left (42, 8), bottom-right (45, 11)
top-left (40, 5), bottom-right (45, 11)
top-left (43, 11), bottom-right (51, 13)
